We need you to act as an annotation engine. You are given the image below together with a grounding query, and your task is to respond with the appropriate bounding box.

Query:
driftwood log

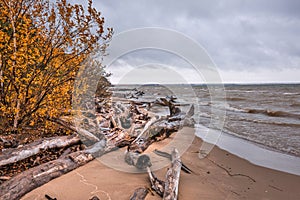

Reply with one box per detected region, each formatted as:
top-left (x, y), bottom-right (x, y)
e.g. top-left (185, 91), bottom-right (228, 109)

top-left (127, 105), bottom-right (194, 154)
top-left (163, 149), bottom-right (182, 200)
top-left (0, 139), bottom-right (107, 200)
top-left (147, 167), bottom-right (165, 197)
top-left (51, 118), bottom-right (101, 143)
top-left (147, 149), bottom-right (182, 200)
top-left (154, 149), bottom-right (192, 174)
top-left (125, 151), bottom-right (152, 169)
top-left (0, 135), bottom-right (81, 167)
top-left (0, 95), bottom-right (193, 199)
top-left (129, 187), bottom-right (149, 200)
top-left (123, 99), bottom-right (194, 169)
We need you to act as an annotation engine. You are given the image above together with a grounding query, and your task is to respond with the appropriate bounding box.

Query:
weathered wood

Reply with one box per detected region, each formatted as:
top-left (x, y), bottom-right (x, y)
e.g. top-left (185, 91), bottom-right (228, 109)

top-left (105, 128), bottom-right (134, 149)
top-left (0, 96), bottom-right (193, 199)
top-left (147, 167), bottom-right (165, 197)
top-left (154, 149), bottom-right (193, 174)
top-left (129, 187), bottom-right (149, 200)
top-left (128, 119), bottom-right (180, 154)
top-left (128, 103), bottom-right (194, 154)
top-left (154, 97), bottom-right (181, 116)
top-left (0, 135), bottom-right (81, 167)
top-left (0, 176), bottom-right (11, 181)
top-left (133, 115), bottom-right (159, 141)
top-left (163, 149), bottom-right (182, 200)
top-left (0, 139), bottom-right (107, 200)
top-left (0, 137), bottom-right (19, 149)
top-left (124, 151), bottom-right (152, 169)
top-left (89, 196), bottom-right (100, 200)
top-left (51, 117), bottom-right (101, 142)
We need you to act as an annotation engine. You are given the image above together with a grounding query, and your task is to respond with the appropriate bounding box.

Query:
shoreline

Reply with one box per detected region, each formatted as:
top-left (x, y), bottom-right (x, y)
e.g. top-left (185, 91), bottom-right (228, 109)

top-left (196, 124), bottom-right (300, 176)
top-left (22, 127), bottom-right (300, 200)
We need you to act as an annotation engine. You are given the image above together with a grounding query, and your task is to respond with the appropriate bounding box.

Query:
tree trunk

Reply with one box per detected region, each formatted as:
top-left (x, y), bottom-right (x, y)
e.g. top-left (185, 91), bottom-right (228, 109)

top-left (147, 167), bottom-right (165, 197)
top-left (0, 139), bottom-right (107, 200)
top-left (0, 135), bottom-right (81, 167)
top-left (4, 0), bottom-right (20, 131)
top-left (163, 149), bottom-right (181, 200)
top-left (124, 151), bottom-right (151, 169)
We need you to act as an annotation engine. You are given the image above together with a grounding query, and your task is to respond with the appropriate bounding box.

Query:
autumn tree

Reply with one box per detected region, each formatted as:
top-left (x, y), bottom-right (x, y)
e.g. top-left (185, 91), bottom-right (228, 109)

top-left (0, 0), bottom-right (113, 133)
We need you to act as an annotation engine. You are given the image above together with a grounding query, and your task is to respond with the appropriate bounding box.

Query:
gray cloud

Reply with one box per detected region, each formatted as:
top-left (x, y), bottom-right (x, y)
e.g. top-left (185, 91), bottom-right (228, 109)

top-left (91, 0), bottom-right (300, 83)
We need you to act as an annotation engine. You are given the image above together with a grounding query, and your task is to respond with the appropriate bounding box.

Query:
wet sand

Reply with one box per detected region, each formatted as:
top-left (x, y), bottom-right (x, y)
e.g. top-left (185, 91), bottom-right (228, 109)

top-left (22, 127), bottom-right (300, 200)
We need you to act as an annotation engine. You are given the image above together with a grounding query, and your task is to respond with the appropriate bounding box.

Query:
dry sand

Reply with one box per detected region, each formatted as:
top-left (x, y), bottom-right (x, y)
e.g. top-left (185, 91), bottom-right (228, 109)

top-left (22, 127), bottom-right (300, 200)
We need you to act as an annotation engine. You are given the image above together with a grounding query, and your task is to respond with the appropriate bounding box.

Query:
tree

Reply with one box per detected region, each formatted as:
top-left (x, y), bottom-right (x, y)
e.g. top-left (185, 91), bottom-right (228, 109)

top-left (0, 0), bottom-right (113, 133)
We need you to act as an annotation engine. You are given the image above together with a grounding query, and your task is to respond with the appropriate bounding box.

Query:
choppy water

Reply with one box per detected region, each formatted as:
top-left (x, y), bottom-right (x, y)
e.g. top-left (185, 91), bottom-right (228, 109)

top-left (112, 84), bottom-right (300, 158)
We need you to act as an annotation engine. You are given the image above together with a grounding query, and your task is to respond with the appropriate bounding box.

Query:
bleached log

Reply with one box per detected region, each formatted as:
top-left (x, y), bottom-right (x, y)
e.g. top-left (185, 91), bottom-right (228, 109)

top-left (128, 119), bottom-right (180, 154)
top-left (0, 135), bottom-right (81, 167)
top-left (0, 139), bottom-right (107, 200)
top-left (50, 117), bottom-right (100, 142)
top-left (163, 149), bottom-right (182, 200)
top-left (147, 167), bottom-right (165, 197)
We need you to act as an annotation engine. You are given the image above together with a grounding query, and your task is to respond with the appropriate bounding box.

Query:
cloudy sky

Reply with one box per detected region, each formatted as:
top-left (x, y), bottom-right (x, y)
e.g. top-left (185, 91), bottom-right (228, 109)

top-left (89, 0), bottom-right (300, 84)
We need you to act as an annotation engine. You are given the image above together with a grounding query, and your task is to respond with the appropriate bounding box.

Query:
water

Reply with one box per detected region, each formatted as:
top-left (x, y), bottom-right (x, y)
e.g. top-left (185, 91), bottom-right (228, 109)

top-left (112, 84), bottom-right (300, 173)
top-left (214, 84), bottom-right (300, 158)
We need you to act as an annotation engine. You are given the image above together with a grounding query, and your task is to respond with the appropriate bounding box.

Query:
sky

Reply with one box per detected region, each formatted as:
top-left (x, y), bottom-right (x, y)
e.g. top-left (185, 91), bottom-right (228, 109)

top-left (86, 0), bottom-right (300, 84)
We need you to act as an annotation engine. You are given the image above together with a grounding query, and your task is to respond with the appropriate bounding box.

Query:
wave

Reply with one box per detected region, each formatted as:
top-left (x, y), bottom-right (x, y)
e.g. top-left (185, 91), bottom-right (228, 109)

top-left (210, 103), bottom-right (248, 113)
top-left (245, 108), bottom-right (300, 120)
top-left (226, 97), bottom-right (246, 101)
top-left (283, 92), bottom-right (300, 95)
top-left (202, 102), bottom-right (300, 120)
top-left (290, 102), bottom-right (300, 107)
top-left (236, 118), bottom-right (300, 127)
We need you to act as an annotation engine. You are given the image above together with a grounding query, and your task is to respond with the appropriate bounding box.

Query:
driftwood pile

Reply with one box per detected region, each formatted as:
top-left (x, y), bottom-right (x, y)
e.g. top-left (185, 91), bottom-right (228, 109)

top-left (0, 92), bottom-right (194, 200)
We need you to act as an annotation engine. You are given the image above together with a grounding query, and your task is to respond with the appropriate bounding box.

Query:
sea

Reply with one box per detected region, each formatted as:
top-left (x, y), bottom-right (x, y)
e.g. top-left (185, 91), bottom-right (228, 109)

top-left (112, 84), bottom-right (300, 175)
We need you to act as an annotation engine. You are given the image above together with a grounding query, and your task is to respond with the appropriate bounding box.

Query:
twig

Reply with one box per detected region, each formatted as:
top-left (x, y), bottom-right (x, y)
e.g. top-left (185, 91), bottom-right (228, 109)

top-left (269, 184), bottom-right (283, 192)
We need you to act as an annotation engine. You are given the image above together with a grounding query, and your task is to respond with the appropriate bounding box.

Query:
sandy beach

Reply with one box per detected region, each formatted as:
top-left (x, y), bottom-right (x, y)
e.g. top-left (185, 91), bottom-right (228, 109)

top-left (21, 127), bottom-right (300, 200)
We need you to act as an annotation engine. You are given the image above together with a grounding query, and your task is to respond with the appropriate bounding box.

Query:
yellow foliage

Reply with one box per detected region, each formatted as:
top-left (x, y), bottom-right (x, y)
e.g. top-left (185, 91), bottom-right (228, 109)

top-left (0, 0), bottom-right (113, 133)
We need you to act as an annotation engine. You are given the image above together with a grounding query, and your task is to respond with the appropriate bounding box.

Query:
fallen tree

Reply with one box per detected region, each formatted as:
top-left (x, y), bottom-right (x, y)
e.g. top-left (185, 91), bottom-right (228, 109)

top-left (124, 102), bottom-right (194, 169)
top-left (147, 149), bottom-right (183, 200)
top-left (0, 95), bottom-right (194, 199)
top-left (0, 139), bottom-right (107, 200)
top-left (163, 149), bottom-right (181, 200)
top-left (0, 135), bottom-right (81, 167)
top-left (147, 167), bottom-right (165, 197)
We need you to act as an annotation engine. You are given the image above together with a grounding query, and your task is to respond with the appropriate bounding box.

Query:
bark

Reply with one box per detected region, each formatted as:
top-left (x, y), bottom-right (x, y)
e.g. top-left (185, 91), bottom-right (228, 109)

top-left (124, 151), bottom-right (151, 169)
top-left (0, 96), bottom-right (193, 199)
top-left (154, 149), bottom-right (192, 174)
top-left (0, 135), bottom-right (81, 167)
top-left (126, 101), bottom-right (194, 170)
top-left (163, 149), bottom-right (182, 200)
top-left (0, 139), bottom-right (107, 200)
top-left (51, 118), bottom-right (101, 143)
top-left (105, 127), bottom-right (134, 149)
top-left (147, 167), bottom-right (165, 197)
top-left (128, 119), bottom-right (180, 154)
top-left (129, 187), bottom-right (149, 200)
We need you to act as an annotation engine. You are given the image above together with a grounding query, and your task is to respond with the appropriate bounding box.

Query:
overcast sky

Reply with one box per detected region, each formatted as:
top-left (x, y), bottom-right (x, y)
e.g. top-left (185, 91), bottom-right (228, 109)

top-left (89, 0), bottom-right (300, 84)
